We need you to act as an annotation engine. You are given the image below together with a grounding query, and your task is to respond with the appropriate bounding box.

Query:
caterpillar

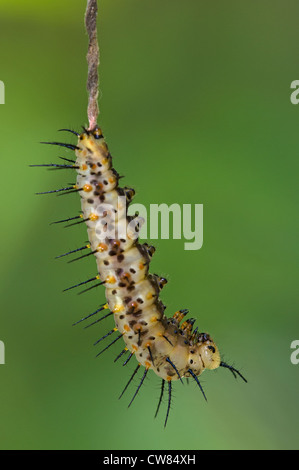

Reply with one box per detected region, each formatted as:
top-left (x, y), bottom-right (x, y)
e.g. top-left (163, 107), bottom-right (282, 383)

top-left (32, 1), bottom-right (247, 428)
top-left (34, 126), bottom-right (247, 426)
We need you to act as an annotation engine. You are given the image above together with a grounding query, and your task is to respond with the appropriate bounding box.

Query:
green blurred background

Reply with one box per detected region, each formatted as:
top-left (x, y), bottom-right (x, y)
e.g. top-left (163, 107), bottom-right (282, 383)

top-left (0, 0), bottom-right (298, 450)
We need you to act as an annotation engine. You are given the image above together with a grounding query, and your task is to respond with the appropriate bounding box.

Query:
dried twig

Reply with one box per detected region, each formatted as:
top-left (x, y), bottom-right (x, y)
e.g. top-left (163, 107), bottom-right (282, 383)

top-left (85, 0), bottom-right (99, 130)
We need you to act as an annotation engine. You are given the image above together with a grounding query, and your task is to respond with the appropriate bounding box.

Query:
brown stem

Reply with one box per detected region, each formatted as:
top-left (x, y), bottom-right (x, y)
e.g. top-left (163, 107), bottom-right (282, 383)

top-left (85, 0), bottom-right (99, 130)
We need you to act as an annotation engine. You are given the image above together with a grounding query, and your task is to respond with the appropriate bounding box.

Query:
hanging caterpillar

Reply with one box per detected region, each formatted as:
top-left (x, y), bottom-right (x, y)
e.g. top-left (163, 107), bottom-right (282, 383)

top-left (33, 126), bottom-right (247, 426)
top-left (32, 1), bottom-right (246, 427)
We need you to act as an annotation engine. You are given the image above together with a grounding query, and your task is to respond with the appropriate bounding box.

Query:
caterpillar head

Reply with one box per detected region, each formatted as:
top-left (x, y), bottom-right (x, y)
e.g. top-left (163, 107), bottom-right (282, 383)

top-left (197, 333), bottom-right (221, 370)
top-left (187, 332), bottom-right (247, 384)
top-left (188, 333), bottom-right (221, 375)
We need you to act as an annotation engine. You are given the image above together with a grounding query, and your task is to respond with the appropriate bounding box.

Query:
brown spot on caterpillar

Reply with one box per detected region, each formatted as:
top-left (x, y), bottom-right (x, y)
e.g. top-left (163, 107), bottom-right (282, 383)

top-left (129, 301), bottom-right (138, 311)
top-left (130, 309), bottom-right (142, 318)
top-left (127, 285), bottom-right (136, 292)
top-left (121, 273), bottom-right (131, 283)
